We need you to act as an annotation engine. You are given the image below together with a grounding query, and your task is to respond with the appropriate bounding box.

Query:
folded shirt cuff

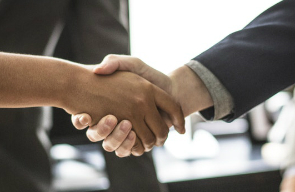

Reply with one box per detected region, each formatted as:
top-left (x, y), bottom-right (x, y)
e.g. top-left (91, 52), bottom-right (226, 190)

top-left (284, 166), bottom-right (295, 178)
top-left (185, 60), bottom-right (234, 121)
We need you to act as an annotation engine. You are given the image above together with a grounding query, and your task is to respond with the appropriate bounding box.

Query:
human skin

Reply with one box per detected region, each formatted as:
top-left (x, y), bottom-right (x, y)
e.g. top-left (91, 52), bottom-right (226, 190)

top-left (0, 52), bottom-right (185, 156)
top-left (74, 54), bottom-right (213, 157)
top-left (280, 174), bottom-right (295, 192)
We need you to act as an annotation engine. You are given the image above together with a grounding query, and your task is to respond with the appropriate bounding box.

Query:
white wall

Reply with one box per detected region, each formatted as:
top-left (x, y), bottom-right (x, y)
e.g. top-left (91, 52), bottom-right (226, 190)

top-left (129, 0), bottom-right (282, 74)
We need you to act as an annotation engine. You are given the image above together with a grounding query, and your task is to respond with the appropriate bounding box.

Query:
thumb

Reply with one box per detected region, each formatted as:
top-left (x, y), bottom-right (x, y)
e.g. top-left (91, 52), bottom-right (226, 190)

top-left (71, 113), bottom-right (92, 130)
top-left (93, 60), bottom-right (120, 75)
top-left (93, 55), bottom-right (171, 93)
top-left (93, 54), bottom-right (142, 75)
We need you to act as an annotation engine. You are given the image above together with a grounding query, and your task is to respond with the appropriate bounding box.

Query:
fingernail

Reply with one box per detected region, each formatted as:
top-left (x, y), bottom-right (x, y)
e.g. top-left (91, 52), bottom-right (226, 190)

top-left (105, 116), bottom-right (116, 128)
top-left (127, 132), bottom-right (135, 140)
top-left (93, 65), bottom-right (103, 73)
top-left (120, 121), bottom-right (131, 133)
top-left (95, 64), bottom-right (105, 69)
top-left (79, 115), bottom-right (89, 126)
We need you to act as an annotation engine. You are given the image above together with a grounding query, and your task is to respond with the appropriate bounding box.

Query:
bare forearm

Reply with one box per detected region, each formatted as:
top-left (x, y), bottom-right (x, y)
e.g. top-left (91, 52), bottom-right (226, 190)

top-left (169, 65), bottom-right (213, 117)
top-left (0, 52), bottom-right (77, 108)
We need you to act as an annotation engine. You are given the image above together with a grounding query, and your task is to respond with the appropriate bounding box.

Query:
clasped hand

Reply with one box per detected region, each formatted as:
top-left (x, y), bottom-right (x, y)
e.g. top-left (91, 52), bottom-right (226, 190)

top-left (66, 56), bottom-right (185, 157)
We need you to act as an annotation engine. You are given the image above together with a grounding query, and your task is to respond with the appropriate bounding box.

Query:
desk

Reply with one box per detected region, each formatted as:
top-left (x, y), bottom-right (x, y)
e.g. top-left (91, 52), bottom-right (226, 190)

top-left (153, 133), bottom-right (281, 192)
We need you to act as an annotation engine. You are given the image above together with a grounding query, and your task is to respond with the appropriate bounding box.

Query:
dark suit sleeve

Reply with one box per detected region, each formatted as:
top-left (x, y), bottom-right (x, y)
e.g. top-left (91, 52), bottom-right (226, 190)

top-left (194, 0), bottom-right (295, 122)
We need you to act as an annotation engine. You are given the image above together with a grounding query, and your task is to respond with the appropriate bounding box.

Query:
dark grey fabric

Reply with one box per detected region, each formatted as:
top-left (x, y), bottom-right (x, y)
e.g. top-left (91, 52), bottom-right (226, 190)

top-left (0, 1), bottom-right (166, 192)
top-left (103, 151), bottom-right (168, 192)
top-left (0, 108), bottom-right (53, 192)
top-left (52, 1), bottom-right (167, 191)
top-left (0, 1), bottom-right (66, 191)
top-left (195, 0), bottom-right (295, 122)
top-left (0, 0), bottom-right (69, 55)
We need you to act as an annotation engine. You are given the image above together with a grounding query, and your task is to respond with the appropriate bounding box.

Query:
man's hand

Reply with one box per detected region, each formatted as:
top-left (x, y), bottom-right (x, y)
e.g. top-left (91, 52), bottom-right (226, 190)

top-left (94, 55), bottom-right (173, 98)
top-left (65, 68), bottom-right (185, 156)
top-left (72, 114), bottom-right (136, 157)
top-left (71, 54), bottom-right (214, 157)
top-left (94, 54), bottom-right (213, 117)
top-left (81, 54), bottom-right (214, 157)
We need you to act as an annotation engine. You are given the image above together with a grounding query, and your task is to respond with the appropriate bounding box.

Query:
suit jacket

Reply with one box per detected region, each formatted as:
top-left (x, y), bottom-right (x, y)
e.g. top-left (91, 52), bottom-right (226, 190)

top-left (194, 0), bottom-right (295, 122)
top-left (0, 1), bottom-right (166, 192)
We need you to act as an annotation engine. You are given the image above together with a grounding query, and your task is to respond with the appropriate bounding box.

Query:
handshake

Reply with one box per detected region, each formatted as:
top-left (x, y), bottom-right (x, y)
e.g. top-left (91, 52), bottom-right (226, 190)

top-left (70, 55), bottom-right (188, 158)
top-left (0, 52), bottom-right (213, 158)
top-left (67, 54), bottom-right (212, 158)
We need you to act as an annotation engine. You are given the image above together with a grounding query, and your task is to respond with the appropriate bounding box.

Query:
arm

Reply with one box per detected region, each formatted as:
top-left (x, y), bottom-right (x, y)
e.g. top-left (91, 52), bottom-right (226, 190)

top-left (94, 55), bottom-right (214, 118)
top-left (0, 52), bottom-right (72, 108)
top-left (0, 52), bottom-right (185, 156)
top-left (194, 0), bottom-right (295, 120)
top-left (81, 0), bottom-right (295, 157)
top-left (78, 55), bottom-right (213, 158)
top-left (72, 56), bottom-right (214, 157)
top-left (94, 0), bottom-right (295, 122)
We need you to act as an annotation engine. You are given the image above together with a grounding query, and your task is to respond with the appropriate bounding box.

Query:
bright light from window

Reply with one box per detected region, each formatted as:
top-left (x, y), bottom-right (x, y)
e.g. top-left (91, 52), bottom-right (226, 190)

top-left (129, 0), bottom-right (282, 74)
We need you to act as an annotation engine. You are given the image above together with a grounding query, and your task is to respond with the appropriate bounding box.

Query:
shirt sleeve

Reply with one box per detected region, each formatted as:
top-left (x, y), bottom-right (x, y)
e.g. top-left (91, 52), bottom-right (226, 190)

top-left (192, 0), bottom-right (295, 121)
top-left (185, 60), bottom-right (234, 121)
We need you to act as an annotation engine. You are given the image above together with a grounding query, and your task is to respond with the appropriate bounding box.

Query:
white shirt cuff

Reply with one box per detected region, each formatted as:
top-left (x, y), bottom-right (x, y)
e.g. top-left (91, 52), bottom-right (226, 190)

top-left (185, 60), bottom-right (234, 120)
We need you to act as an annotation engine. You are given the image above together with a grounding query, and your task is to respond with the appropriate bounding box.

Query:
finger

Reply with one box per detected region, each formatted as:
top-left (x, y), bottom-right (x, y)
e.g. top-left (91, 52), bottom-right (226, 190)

top-left (132, 120), bottom-right (156, 152)
top-left (115, 131), bottom-right (136, 158)
top-left (153, 85), bottom-right (186, 134)
top-left (86, 115), bottom-right (118, 142)
top-left (71, 113), bottom-right (92, 130)
top-left (159, 109), bottom-right (173, 128)
top-left (131, 136), bottom-right (145, 156)
top-left (94, 61), bottom-right (119, 75)
top-left (93, 54), bottom-right (127, 75)
top-left (145, 106), bottom-right (169, 146)
top-left (102, 120), bottom-right (132, 152)
top-left (95, 55), bottom-right (171, 91)
top-left (93, 55), bottom-right (139, 75)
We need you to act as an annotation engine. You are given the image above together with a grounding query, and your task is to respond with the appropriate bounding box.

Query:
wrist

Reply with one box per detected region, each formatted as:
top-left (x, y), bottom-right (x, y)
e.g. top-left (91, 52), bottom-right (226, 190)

top-left (49, 60), bottom-right (75, 110)
top-left (52, 61), bottom-right (89, 111)
top-left (57, 62), bottom-right (106, 118)
top-left (169, 66), bottom-right (213, 117)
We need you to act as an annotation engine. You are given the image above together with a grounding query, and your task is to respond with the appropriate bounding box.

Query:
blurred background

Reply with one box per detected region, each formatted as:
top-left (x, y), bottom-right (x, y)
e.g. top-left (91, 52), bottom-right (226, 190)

top-left (3, 0), bottom-right (295, 191)
top-left (49, 0), bottom-right (294, 192)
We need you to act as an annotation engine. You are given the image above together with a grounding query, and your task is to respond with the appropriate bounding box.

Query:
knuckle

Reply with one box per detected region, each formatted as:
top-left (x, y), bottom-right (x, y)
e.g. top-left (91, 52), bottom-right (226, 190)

top-left (156, 131), bottom-right (168, 146)
top-left (111, 137), bottom-right (123, 147)
top-left (86, 131), bottom-right (97, 142)
top-left (103, 137), bottom-right (119, 150)
top-left (131, 142), bottom-right (144, 156)
top-left (132, 142), bottom-right (140, 151)
top-left (133, 96), bottom-right (151, 112)
top-left (140, 81), bottom-right (153, 92)
top-left (115, 150), bottom-right (130, 158)
top-left (158, 128), bottom-right (169, 140)
top-left (142, 137), bottom-right (156, 150)
top-left (96, 123), bottom-right (112, 138)
top-left (119, 147), bottom-right (130, 154)
top-left (102, 142), bottom-right (115, 152)
top-left (156, 136), bottom-right (168, 146)
top-left (118, 143), bottom-right (132, 154)
top-left (104, 54), bottom-right (117, 61)
top-left (134, 96), bottom-right (146, 106)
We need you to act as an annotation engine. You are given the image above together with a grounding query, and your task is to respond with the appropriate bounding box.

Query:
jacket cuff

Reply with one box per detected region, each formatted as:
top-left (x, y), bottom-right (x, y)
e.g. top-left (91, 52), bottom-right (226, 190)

top-left (185, 60), bottom-right (234, 121)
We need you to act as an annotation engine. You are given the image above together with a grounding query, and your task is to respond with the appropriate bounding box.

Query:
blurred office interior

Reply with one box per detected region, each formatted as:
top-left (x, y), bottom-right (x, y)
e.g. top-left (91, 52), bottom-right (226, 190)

top-left (50, 1), bottom-right (289, 191)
